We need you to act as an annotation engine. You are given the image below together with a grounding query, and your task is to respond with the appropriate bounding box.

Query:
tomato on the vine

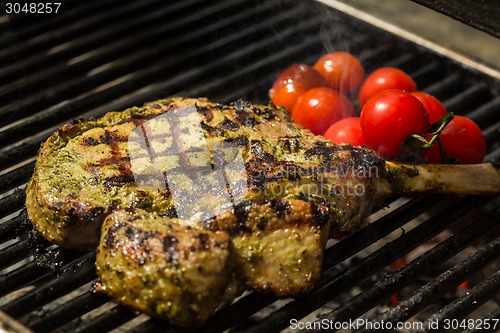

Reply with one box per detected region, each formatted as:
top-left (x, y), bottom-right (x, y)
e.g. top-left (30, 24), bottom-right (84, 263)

top-left (359, 67), bottom-right (417, 107)
top-left (269, 63), bottom-right (327, 111)
top-left (360, 89), bottom-right (429, 158)
top-left (411, 91), bottom-right (448, 124)
top-left (323, 117), bottom-right (366, 146)
top-left (291, 87), bottom-right (355, 135)
top-left (313, 52), bottom-right (364, 94)
top-left (423, 115), bottom-right (486, 164)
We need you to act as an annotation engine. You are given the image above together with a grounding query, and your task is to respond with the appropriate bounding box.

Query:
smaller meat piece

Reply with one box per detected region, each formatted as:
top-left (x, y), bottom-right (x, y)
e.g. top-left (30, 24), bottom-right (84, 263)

top-left (96, 198), bottom-right (329, 326)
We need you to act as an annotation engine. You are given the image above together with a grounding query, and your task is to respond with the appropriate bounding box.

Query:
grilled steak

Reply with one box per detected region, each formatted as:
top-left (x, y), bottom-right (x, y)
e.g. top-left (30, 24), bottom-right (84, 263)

top-left (26, 97), bottom-right (500, 325)
top-left (26, 97), bottom-right (383, 249)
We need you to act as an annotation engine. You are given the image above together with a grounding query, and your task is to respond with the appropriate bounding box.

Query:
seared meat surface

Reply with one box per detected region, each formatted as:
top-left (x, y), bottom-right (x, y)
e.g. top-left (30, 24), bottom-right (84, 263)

top-left (96, 208), bottom-right (241, 326)
top-left (97, 199), bottom-right (328, 326)
top-left (26, 97), bottom-right (499, 325)
top-left (26, 97), bottom-right (381, 249)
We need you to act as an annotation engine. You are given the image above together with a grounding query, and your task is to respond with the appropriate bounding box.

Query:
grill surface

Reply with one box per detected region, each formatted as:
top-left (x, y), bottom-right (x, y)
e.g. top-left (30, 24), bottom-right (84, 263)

top-left (1, 1), bottom-right (499, 332)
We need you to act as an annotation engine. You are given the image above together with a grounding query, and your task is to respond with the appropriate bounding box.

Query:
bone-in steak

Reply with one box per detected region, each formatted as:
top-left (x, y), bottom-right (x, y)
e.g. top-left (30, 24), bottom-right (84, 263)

top-left (26, 97), bottom-right (499, 326)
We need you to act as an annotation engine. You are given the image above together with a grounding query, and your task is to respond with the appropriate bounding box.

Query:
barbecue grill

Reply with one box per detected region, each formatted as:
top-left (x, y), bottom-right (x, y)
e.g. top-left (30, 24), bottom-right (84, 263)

top-left (1, 0), bottom-right (499, 332)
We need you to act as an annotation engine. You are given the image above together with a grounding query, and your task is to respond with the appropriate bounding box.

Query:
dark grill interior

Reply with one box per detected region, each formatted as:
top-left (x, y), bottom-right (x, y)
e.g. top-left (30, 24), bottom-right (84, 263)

top-left (1, 1), bottom-right (499, 332)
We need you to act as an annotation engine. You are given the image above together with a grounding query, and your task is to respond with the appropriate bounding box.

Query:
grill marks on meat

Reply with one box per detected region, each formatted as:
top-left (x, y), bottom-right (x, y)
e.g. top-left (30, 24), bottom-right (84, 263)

top-left (26, 97), bottom-right (384, 324)
top-left (96, 198), bottom-right (328, 326)
top-left (96, 209), bottom-right (238, 326)
top-left (82, 127), bottom-right (135, 187)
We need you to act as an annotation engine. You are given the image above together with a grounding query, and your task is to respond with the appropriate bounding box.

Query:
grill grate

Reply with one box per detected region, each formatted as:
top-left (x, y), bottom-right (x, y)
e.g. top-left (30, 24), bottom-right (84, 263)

top-left (1, 1), bottom-right (499, 332)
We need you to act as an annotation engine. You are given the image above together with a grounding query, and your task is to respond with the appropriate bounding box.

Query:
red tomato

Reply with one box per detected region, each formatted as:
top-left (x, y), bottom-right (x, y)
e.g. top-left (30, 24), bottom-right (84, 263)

top-left (291, 87), bottom-right (355, 135)
top-left (360, 89), bottom-right (429, 158)
top-left (359, 67), bottom-right (417, 107)
top-left (323, 117), bottom-right (366, 146)
top-left (423, 115), bottom-right (486, 164)
top-left (411, 91), bottom-right (448, 124)
top-left (269, 63), bottom-right (327, 111)
top-left (313, 52), bottom-right (364, 94)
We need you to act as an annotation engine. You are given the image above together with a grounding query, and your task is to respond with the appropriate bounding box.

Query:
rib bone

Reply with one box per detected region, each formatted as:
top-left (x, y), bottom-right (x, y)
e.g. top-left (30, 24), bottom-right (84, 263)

top-left (380, 161), bottom-right (500, 196)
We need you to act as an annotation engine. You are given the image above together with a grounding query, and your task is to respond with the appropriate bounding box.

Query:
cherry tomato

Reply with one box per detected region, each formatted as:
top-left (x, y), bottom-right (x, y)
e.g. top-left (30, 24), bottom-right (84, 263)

top-left (360, 89), bottom-right (429, 158)
top-left (359, 67), bottom-right (417, 107)
top-left (323, 117), bottom-right (366, 146)
top-left (313, 52), bottom-right (364, 94)
top-left (291, 87), bottom-right (355, 135)
top-left (423, 115), bottom-right (486, 164)
top-left (411, 92), bottom-right (448, 124)
top-left (269, 63), bottom-right (327, 111)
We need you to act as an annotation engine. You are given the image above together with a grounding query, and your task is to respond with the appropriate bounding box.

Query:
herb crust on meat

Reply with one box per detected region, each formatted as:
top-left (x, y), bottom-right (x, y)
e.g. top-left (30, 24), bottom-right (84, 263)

top-left (26, 97), bottom-right (382, 250)
top-left (26, 97), bottom-right (499, 326)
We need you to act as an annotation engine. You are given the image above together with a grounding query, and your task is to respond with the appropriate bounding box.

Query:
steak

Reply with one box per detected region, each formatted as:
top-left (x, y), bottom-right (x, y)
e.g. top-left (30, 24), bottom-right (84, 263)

top-left (25, 97), bottom-right (500, 326)
top-left (26, 97), bottom-right (384, 250)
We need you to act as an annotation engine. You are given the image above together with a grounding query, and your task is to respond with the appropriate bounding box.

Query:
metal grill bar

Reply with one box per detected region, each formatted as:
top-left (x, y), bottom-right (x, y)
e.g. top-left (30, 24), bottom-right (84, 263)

top-left (462, 308), bottom-right (500, 333)
top-left (312, 201), bottom-right (500, 330)
top-left (0, 252), bottom-right (95, 317)
top-left (0, 238), bottom-right (32, 268)
top-left (468, 96), bottom-right (500, 128)
top-left (56, 304), bottom-right (137, 333)
top-left (422, 270), bottom-right (500, 333)
top-left (485, 148), bottom-right (500, 163)
top-left (323, 196), bottom-right (434, 267)
top-left (361, 237), bottom-right (500, 331)
top-left (131, 292), bottom-right (277, 333)
top-left (0, 188), bottom-right (25, 216)
top-left (421, 73), bottom-right (462, 100)
top-left (0, 261), bottom-right (52, 297)
top-left (25, 292), bottom-right (109, 333)
top-left (0, 214), bottom-right (24, 243)
top-left (0, 162), bottom-right (35, 194)
top-left (0, 0), bottom-right (121, 45)
top-left (0, 244), bottom-right (86, 297)
top-left (483, 123), bottom-right (500, 147)
top-left (443, 82), bottom-right (491, 115)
